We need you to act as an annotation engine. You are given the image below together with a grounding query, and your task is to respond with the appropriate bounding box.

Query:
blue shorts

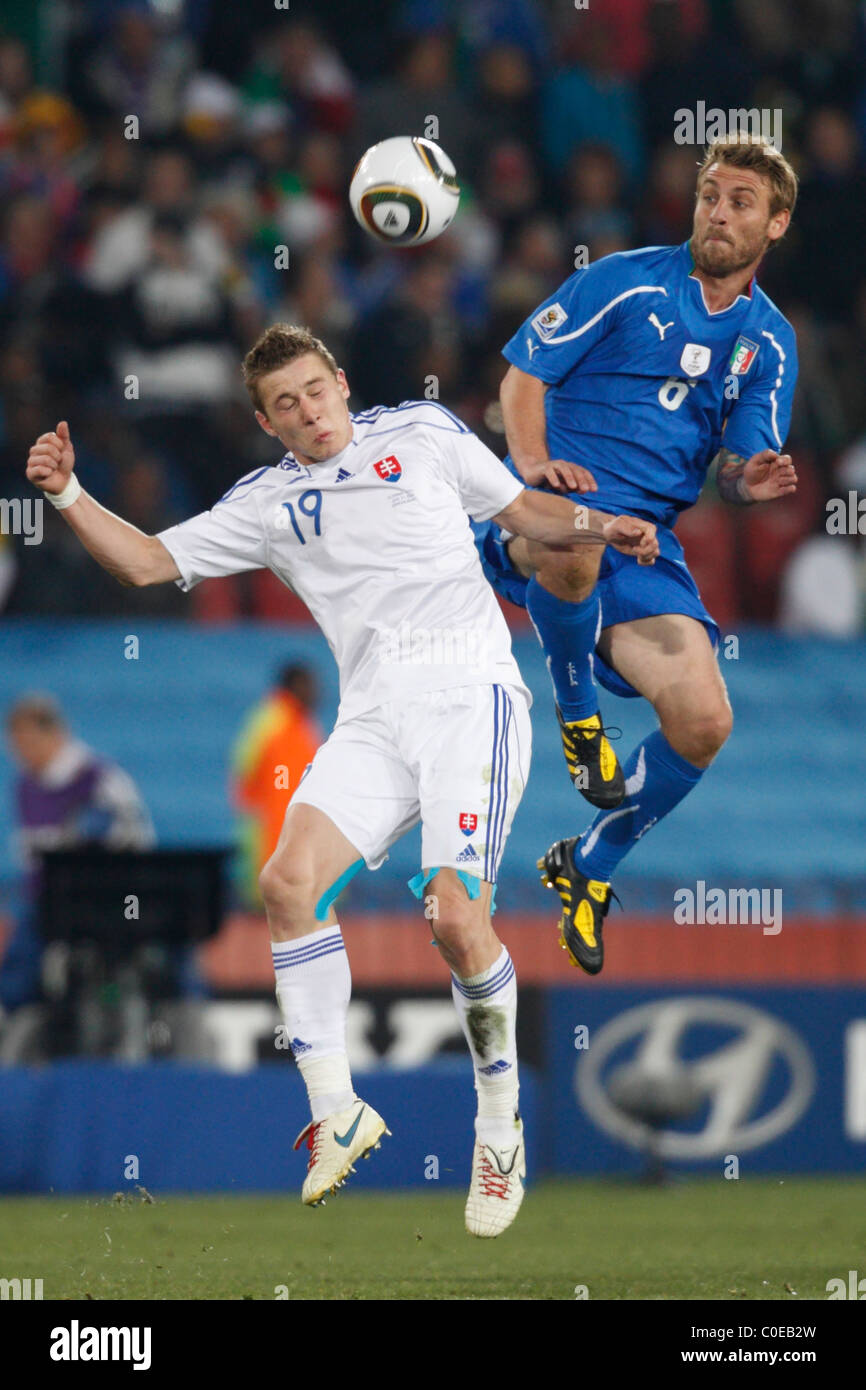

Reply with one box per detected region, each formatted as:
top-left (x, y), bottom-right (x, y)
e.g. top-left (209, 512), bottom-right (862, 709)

top-left (473, 519), bottom-right (720, 700)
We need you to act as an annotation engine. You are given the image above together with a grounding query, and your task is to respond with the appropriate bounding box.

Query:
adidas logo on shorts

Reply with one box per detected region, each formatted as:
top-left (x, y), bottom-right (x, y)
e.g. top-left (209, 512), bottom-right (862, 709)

top-left (456, 843), bottom-right (481, 864)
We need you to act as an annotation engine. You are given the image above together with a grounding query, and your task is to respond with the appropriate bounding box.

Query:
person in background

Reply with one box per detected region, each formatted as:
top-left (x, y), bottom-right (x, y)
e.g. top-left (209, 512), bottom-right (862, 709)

top-left (0, 692), bottom-right (155, 1016)
top-left (231, 664), bottom-right (323, 908)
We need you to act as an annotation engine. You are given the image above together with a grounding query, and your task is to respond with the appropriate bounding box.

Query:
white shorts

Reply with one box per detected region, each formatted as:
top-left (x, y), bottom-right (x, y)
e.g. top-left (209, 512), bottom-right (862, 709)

top-left (291, 683), bottom-right (531, 884)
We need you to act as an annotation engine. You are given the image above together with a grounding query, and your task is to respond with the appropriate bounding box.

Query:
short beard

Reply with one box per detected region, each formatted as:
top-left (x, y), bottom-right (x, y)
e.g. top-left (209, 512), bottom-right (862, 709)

top-left (691, 229), bottom-right (768, 278)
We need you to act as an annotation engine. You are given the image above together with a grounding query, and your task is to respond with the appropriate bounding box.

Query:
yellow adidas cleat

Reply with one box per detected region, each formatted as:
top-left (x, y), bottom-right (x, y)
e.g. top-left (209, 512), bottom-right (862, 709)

top-left (537, 836), bottom-right (617, 976)
top-left (556, 707), bottom-right (625, 809)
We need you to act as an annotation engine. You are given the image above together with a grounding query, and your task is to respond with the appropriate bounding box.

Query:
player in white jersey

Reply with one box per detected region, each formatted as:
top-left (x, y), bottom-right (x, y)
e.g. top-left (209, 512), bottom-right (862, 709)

top-left (25, 324), bottom-right (657, 1237)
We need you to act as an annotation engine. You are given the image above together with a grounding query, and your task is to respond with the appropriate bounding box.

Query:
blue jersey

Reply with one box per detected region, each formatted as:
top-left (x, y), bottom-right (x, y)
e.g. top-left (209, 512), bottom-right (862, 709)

top-left (502, 241), bottom-right (798, 529)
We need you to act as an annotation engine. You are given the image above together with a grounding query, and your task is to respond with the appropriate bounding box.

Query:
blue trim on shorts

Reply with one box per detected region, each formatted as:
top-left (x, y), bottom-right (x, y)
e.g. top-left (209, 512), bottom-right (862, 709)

top-left (314, 857), bottom-right (365, 922)
top-left (489, 686), bottom-right (513, 880)
top-left (407, 867), bottom-right (497, 914)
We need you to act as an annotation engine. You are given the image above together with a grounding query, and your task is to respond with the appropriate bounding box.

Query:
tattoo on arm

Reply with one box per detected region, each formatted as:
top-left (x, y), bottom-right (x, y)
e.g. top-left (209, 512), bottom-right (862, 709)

top-left (714, 447), bottom-right (753, 504)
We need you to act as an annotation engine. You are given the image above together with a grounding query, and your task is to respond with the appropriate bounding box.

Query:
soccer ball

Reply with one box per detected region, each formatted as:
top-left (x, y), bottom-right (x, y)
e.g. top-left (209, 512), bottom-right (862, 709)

top-left (349, 135), bottom-right (460, 246)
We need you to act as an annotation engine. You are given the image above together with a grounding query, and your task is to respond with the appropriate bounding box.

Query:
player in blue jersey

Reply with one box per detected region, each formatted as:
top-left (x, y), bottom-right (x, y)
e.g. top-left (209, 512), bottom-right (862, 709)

top-left (476, 133), bottom-right (800, 974)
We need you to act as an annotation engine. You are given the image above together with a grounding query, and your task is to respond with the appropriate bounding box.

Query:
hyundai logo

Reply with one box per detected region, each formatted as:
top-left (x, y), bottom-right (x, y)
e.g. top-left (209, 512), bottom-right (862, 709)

top-left (576, 997), bottom-right (815, 1158)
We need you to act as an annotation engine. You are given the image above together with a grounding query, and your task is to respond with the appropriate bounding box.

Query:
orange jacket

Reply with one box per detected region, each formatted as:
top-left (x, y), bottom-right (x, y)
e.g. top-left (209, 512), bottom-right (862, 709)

top-left (231, 690), bottom-right (322, 892)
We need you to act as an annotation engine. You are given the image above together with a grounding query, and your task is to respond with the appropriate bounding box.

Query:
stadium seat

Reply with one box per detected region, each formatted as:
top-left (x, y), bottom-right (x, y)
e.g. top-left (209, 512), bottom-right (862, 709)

top-left (189, 577), bottom-right (242, 623)
top-left (739, 453), bottom-right (822, 621)
top-left (677, 499), bottom-right (739, 630)
top-left (498, 593), bottom-right (532, 629)
top-left (1, 621), bottom-right (864, 915)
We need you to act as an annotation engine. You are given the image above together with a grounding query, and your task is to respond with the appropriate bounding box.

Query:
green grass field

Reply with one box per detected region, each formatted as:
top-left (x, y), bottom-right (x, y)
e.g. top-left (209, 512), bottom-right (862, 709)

top-left (2, 1177), bottom-right (863, 1300)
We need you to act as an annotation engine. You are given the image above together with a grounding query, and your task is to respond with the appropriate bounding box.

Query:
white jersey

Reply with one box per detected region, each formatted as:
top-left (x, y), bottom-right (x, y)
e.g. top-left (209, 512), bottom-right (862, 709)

top-left (157, 401), bottom-right (529, 723)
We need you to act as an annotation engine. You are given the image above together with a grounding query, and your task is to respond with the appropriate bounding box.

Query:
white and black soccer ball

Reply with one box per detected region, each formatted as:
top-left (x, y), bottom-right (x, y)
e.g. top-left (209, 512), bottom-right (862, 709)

top-left (349, 135), bottom-right (460, 246)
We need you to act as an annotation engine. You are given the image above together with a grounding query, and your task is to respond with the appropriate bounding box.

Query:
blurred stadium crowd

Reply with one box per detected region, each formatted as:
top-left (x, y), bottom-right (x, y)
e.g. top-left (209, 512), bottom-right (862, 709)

top-left (1, 0), bottom-right (865, 628)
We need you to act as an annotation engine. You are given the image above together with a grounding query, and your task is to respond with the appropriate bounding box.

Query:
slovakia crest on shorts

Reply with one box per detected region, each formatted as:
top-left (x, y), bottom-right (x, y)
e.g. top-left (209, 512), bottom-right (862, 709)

top-left (459, 812), bottom-right (478, 837)
top-left (728, 335), bottom-right (759, 375)
top-left (373, 455), bottom-right (402, 482)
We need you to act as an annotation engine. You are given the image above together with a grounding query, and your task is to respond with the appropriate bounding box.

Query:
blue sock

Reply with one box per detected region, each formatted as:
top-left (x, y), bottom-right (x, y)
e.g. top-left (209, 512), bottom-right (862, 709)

top-left (525, 576), bottom-right (600, 721)
top-left (577, 730), bottom-right (704, 882)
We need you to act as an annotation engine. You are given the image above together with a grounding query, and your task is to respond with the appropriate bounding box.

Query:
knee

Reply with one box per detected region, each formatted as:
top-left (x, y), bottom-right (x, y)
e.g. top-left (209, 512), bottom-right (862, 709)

top-left (430, 897), bottom-right (483, 970)
top-left (258, 853), bottom-right (316, 919)
top-left (535, 546), bottom-right (601, 602)
top-left (663, 704), bottom-right (733, 767)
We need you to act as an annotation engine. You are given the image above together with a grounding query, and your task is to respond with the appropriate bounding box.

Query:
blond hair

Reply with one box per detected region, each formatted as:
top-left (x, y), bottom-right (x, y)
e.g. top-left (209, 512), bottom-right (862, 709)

top-left (697, 133), bottom-right (798, 218)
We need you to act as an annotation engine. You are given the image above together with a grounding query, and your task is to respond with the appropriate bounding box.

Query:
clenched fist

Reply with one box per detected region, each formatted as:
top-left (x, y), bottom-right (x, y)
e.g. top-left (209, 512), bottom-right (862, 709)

top-left (26, 420), bottom-right (75, 495)
top-left (601, 514), bottom-right (659, 566)
top-left (742, 449), bottom-right (797, 501)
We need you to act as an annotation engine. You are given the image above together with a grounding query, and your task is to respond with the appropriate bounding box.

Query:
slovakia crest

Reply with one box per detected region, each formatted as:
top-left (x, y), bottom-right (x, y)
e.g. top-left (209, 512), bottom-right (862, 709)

top-left (459, 812), bottom-right (478, 837)
top-left (373, 455), bottom-right (402, 482)
top-left (729, 336), bottom-right (759, 376)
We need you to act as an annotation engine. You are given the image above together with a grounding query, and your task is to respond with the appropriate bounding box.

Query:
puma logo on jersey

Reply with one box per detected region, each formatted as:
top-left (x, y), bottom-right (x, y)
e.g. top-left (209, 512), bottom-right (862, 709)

top-left (648, 313), bottom-right (675, 340)
top-left (526, 337), bottom-right (539, 360)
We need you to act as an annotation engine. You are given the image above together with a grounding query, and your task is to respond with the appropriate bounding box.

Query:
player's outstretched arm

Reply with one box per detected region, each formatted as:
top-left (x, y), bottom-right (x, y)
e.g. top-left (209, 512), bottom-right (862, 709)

top-left (494, 489), bottom-right (659, 565)
top-left (500, 365), bottom-right (597, 494)
top-left (26, 421), bottom-right (180, 587)
top-left (715, 446), bottom-right (798, 504)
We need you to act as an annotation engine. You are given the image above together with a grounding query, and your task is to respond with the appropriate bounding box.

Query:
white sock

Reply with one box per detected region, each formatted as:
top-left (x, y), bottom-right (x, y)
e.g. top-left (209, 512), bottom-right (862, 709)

top-left (451, 945), bottom-right (520, 1148)
top-left (272, 925), bottom-right (355, 1123)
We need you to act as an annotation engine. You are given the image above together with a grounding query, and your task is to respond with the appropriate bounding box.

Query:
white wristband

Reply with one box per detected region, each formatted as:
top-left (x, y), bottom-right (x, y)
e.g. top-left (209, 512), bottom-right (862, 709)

top-left (46, 474), bottom-right (82, 510)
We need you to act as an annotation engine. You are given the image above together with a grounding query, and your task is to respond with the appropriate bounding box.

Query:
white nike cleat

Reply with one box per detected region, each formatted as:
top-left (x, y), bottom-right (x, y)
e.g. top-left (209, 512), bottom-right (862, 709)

top-left (465, 1122), bottom-right (527, 1238)
top-left (293, 1097), bottom-right (390, 1206)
